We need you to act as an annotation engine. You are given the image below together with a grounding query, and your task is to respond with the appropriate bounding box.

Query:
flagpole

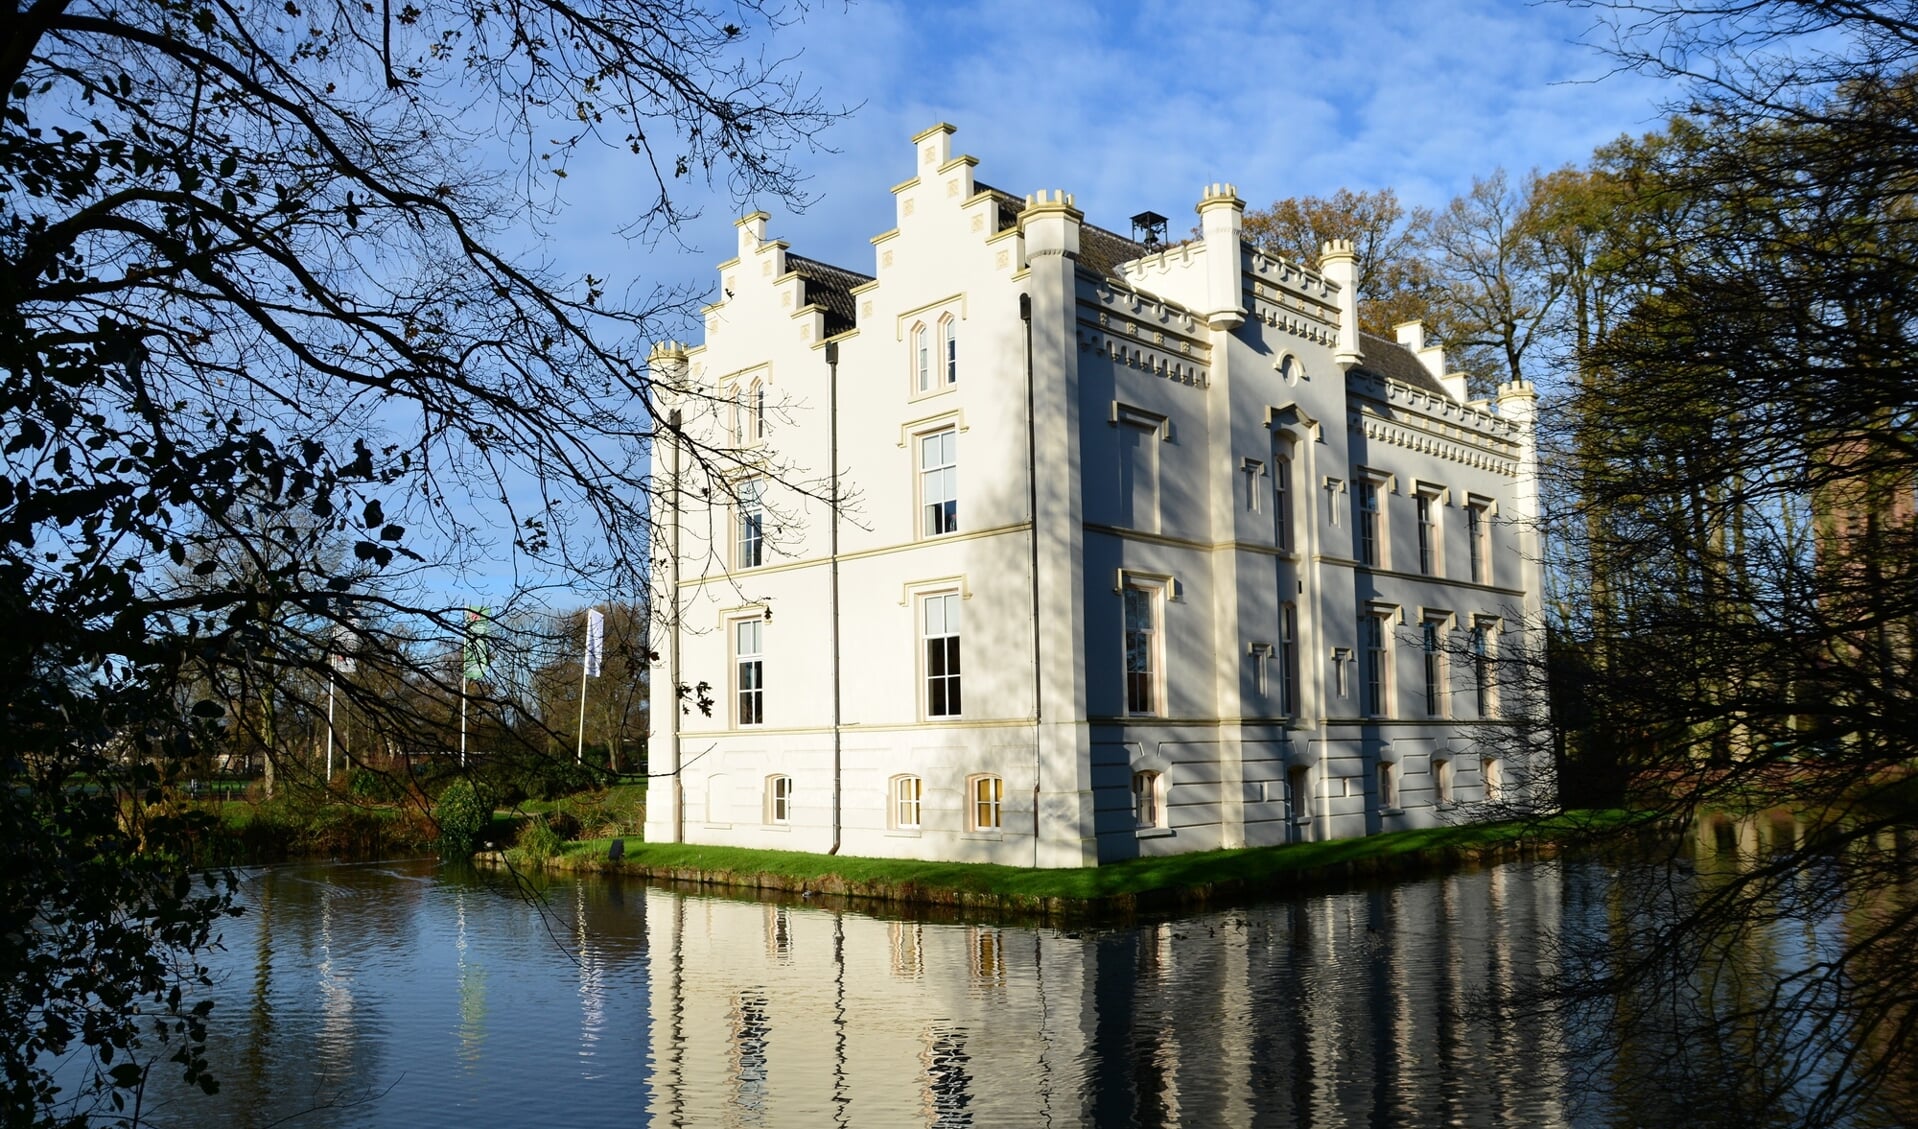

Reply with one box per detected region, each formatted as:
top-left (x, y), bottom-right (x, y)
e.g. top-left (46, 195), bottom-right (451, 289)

top-left (325, 670), bottom-right (336, 783)
top-left (575, 659), bottom-right (589, 766)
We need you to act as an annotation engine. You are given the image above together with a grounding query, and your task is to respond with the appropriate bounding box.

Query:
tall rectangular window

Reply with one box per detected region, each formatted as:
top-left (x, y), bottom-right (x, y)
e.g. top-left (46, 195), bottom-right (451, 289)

top-left (1118, 420), bottom-right (1160, 532)
top-left (1422, 618), bottom-right (1447, 717)
top-left (920, 428), bottom-right (957, 536)
top-left (736, 478), bottom-right (764, 569)
top-left (913, 324), bottom-right (931, 393)
top-left (1357, 480), bottom-right (1382, 566)
top-left (735, 618), bottom-right (764, 727)
top-left (1416, 495), bottom-right (1438, 575)
top-left (923, 592), bottom-right (962, 718)
top-left (1363, 613), bottom-right (1391, 717)
top-left (1274, 456), bottom-right (1293, 550)
top-left (1123, 581), bottom-right (1163, 715)
top-left (1378, 761), bottom-right (1399, 810)
top-left (1472, 620), bottom-right (1498, 718)
top-left (1132, 770), bottom-right (1164, 828)
top-left (1280, 603), bottom-right (1300, 717)
top-left (1468, 504), bottom-right (1490, 584)
top-left (942, 318), bottom-right (958, 385)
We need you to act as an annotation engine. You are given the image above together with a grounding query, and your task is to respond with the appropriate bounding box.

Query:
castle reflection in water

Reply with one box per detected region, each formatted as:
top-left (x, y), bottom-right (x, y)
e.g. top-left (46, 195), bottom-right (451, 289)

top-left (643, 862), bottom-right (1570, 1127)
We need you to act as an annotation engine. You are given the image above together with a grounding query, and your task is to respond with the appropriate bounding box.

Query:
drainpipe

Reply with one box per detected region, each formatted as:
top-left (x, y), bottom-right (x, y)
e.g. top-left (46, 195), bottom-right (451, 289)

top-left (668, 407), bottom-right (685, 845)
top-left (827, 340), bottom-right (844, 855)
top-left (1022, 292), bottom-right (1043, 867)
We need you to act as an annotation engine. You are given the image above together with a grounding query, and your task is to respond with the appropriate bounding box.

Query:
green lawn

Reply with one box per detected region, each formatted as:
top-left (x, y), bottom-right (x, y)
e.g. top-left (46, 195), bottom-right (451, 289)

top-left (541, 809), bottom-right (1639, 908)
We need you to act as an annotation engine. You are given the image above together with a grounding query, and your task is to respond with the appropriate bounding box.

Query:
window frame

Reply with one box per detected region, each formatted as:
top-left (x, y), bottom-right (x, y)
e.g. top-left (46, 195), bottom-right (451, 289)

top-left (733, 615), bottom-right (765, 727)
top-left (917, 426), bottom-right (959, 538)
top-left (939, 314), bottom-right (958, 387)
top-left (921, 590), bottom-right (963, 719)
top-left (1357, 478), bottom-right (1383, 567)
top-left (1273, 453), bottom-right (1294, 550)
top-left (1434, 757), bottom-right (1455, 806)
top-left (764, 774), bottom-right (792, 825)
top-left (1466, 498), bottom-right (1494, 585)
top-left (1422, 615), bottom-right (1449, 718)
top-left (1242, 458), bottom-right (1265, 514)
top-left (912, 322), bottom-right (932, 394)
top-left (1378, 760), bottom-right (1400, 811)
top-left (735, 477), bottom-right (765, 570)
top-left (889, 774), bottom-right (923, 830)
top-left (1132, 769), bottom-right (1165, 830)
top-left (1287, 763), bottom-right (1313, 823)
top-left (1122, 577), bottom-right (1168, 717)
top-left (968, 773), bottom-right (1003, 831)
top-left (1415, 489), bottom-right (1443, 576)
top-left (1363, 610), bottom-right (1393, 718)
top-left (1280, 603), bottom-right (1300, 718)
top-left (1483, 756), bottom-right (1505, 803)
top-left (1472, 617), bottom-right (1500, 718)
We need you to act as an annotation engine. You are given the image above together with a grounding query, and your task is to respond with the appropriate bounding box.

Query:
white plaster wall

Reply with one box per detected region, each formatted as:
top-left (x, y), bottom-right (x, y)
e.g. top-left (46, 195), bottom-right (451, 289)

top-left (650, 123), bottom-right (1548, 863)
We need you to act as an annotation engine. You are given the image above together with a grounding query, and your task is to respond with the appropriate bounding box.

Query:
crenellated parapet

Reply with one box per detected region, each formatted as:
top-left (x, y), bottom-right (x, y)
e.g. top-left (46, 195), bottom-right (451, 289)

top-left (1079, 278), bottom-right (1211, 387)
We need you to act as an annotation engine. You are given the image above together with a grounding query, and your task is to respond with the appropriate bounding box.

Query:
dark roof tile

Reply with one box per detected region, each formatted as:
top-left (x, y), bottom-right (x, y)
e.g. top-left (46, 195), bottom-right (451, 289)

top-left (1355, 331), bottom-right (1453, 399)
top-left (786, 253), bottom-right (872, 338)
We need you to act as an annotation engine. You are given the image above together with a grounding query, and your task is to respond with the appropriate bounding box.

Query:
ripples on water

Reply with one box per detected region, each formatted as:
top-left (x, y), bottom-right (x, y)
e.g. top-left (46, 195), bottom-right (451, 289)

top-left (131, 849), bottom-right (1895, 1128)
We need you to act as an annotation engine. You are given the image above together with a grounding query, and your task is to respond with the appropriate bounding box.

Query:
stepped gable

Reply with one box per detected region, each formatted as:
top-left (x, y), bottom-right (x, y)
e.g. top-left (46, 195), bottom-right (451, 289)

top-left (1356, 330), bottom-right (1452, 399)
top-left (786, 253), bottom-right (871, 337)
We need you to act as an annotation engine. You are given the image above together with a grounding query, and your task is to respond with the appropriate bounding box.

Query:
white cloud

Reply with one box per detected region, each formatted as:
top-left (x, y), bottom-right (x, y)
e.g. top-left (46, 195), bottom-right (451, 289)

top-left (538, 0), bottom-right (1675, 323)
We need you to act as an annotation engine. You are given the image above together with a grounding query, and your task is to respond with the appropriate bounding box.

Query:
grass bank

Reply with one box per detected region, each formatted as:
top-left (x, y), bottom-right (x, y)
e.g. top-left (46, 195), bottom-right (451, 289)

top-left (484, 809), bottom-right (1641, 919)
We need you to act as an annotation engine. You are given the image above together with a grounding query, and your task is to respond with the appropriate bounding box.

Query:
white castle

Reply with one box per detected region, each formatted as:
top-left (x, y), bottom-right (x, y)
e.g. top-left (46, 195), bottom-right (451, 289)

top-left (646, 124), bottom-right (1547, 867)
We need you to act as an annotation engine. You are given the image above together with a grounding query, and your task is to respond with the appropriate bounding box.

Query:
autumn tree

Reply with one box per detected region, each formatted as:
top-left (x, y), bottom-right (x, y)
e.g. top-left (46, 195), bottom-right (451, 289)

top-left (1241, 187), bottom-right (1435, 335)
top-left (1533, 4), bottom-right (1918, 1124)
top-left (0, 0), bottom-right (837, 1122)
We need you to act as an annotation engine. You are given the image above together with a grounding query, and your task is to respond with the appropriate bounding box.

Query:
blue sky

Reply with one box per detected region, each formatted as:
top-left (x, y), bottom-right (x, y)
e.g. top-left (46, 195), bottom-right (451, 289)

top-left (472, 0), bottom-right (1680, 607)
top-left (544, 0), bottom-right (1676, 305)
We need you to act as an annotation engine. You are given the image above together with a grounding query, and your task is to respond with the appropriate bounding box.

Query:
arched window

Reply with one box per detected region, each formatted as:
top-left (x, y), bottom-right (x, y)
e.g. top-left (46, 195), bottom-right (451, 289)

top-left (1287, 764), bottom-right (1312, 823)
top-left (727, 387), bottom-right (743, 446)
top-left (1132, 770), bottom-right (1164, 829)
top-left (748, 379), bottom-right (765, 441)
top-left (1434, 757), bottom-right (1455, 805)
top-left (969, 774), bottom-right (1002, 830)
top-left (940, 315), bottom-right (958, 385)
top-left (1482, 756), bottom-right (1504, 803)
top-left (705, 773), bottom-right (729, 824)
top-left (764, 774), bottom-right (792, 824)
top-left (912, 324), bottom-right (931, 393)
top-left (890, 774), bottom-right (922, 829)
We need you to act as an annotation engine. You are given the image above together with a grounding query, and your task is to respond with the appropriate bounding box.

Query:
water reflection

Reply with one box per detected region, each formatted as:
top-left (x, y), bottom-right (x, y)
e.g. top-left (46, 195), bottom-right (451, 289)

top-left (138, 838), bottom-right (1911, 1129)
top-left (644, 866), bottom-right (1571, 1127)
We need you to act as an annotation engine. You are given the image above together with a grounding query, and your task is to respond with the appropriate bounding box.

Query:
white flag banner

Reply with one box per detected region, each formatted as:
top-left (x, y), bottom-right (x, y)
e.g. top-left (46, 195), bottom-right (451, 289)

top-left (328, 624), bottom-right (358, 673)
top-left (584, 608), bottom-right (605, 678)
